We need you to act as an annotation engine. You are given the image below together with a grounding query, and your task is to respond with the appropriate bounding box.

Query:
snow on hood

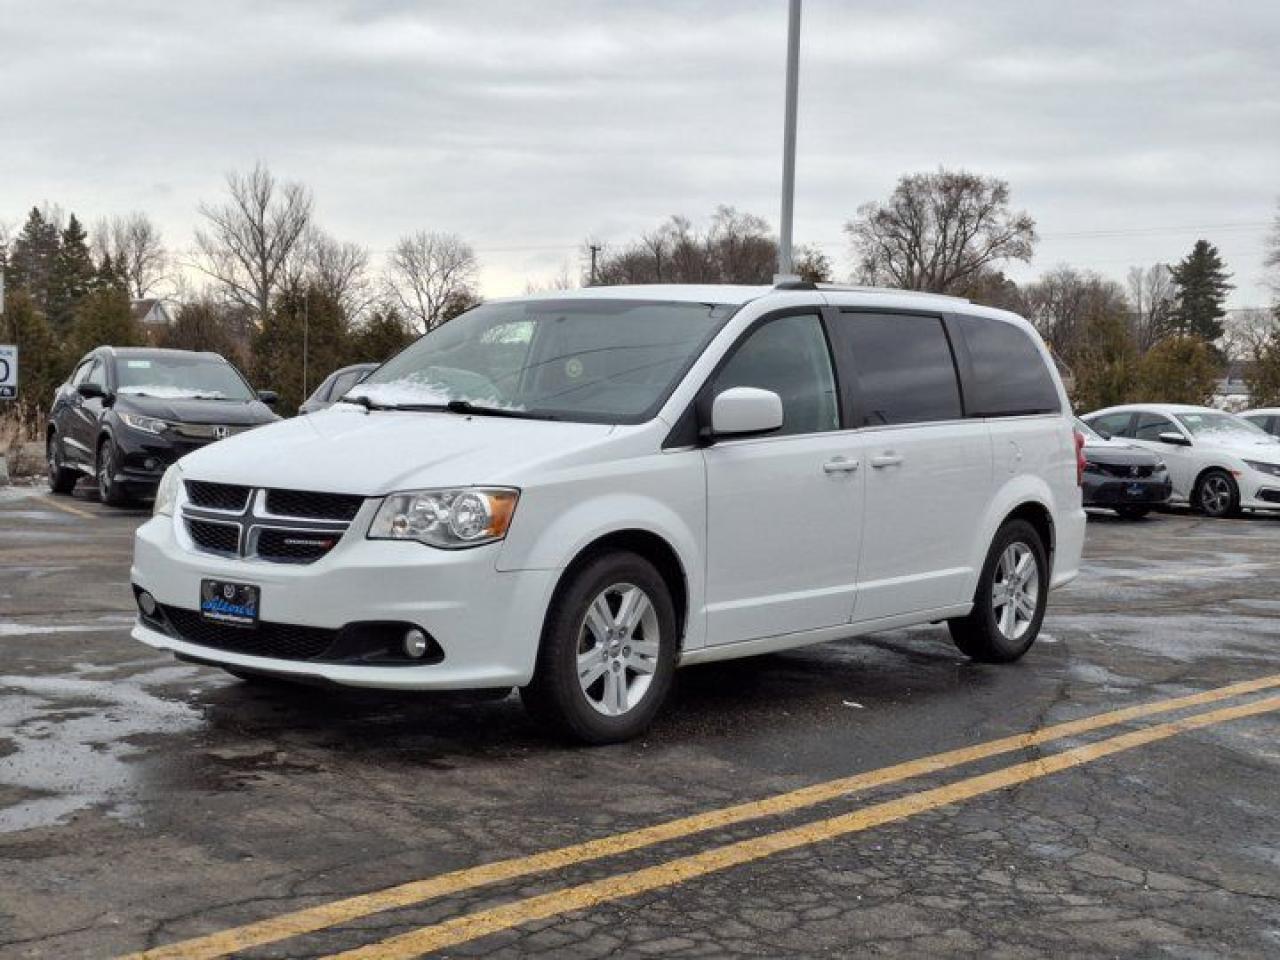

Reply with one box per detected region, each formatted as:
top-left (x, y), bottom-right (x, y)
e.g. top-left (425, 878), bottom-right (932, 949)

top-left (119, 385), bottom-right (228, 400)
top-left (176, 405), bottom-right (616, 494)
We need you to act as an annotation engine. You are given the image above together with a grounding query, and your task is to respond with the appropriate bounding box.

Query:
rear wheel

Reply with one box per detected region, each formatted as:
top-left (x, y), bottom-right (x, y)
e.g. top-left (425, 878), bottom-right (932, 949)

top-left (1115, 506), bottom-right (1150, 520)
top-left (521, 551), bottom-right (677, 744)
top-left (948, 519), bottom-right (1048, 663)
top-left (47, 434), bottom-right (78, 494)
top-left (1194, 469), bottom-right (1238, 518)
top-left (96, 438), bottom-right (130, 507)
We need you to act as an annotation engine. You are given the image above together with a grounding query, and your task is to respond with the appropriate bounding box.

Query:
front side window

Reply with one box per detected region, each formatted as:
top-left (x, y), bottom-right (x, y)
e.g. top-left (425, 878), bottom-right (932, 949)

top-left (85, 361), bottom-right (108, 390)
top-left (354, 299), bottom-right (736, 423)
top-left (954, 316), bottom-right (1060, 417)
top-left (328, 369), bottom-right (365, 401)
top-left (114, 356), bottom-right (256, 401)
top-left (708, 314), bottom-right (839, 437)
top-left (834, 313), bottom-right (962, 426)
top-left (1133, 412), bottom-right (1178, 441)
top-left (70, 360), bottom-right (93, 386)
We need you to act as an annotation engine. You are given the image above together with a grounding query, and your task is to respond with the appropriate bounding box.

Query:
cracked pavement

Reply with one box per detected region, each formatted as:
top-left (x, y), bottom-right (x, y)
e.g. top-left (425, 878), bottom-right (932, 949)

top-left (1, 484), bottom-right (1278, 958)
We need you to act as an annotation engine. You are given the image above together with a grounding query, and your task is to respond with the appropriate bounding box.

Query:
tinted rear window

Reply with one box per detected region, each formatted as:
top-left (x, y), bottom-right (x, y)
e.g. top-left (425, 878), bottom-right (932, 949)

top-left (833, 313), bottom-right (963, 426)
top-left (955, 316), bottom-right (1060, 417)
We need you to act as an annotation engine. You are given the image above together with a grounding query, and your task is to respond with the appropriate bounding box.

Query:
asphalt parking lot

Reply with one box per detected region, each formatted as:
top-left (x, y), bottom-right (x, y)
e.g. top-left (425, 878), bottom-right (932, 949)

top-left (1, 484), bottom-right (1278, 959)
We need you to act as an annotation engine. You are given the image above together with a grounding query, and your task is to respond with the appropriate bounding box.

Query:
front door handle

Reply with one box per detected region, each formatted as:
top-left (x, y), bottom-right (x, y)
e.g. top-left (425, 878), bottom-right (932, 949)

top-left (823, 457), bottom-right (860, 474)
top-left (870, 453), bottom-right (903, 468)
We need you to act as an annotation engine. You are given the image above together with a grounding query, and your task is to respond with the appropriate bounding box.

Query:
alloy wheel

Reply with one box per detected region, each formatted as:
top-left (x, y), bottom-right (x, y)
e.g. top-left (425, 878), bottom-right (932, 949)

top-left (47, 437), bottom-right (60, 485)
top-left (991, 542), bottom-right (1039, 641)
top-left (1200, 475), bottom-right (1232, 516)
top-left (576, 582), bottom-right (660, 717)
top-left (97, 444), bottom-right (114, 502)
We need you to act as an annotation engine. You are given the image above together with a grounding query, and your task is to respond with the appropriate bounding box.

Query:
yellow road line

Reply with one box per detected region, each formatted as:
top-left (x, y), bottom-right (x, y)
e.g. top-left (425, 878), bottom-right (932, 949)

top-left (34, 495), bottom-right (96, 520)
top-left (330, 694), bottom-right (1280, 960)
top-left (122, 673), bottom-right (1280, 960)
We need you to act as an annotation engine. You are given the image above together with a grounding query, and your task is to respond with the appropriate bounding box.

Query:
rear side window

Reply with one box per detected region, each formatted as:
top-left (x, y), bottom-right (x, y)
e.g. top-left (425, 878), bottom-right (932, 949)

top-left (831, 313), bottom-right (962, 426)
top-left (954, 316), bottom-right (1060, 417)
top-left (1089, 412), bottom-right (1134, 438)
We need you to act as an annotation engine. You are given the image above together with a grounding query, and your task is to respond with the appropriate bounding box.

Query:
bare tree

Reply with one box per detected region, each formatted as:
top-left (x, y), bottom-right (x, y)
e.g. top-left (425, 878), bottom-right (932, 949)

top-left (1267, 198), bottom-right (1280, 294)
top-left (1125, 263), bottom-right (1177, 353)
top-left (194, 163), bottom-right (313, 324)
top-left (93, 212), bottom-right (168, 298)
top-left (277, 227), bottom-right (374, 320)
top-left (846, 169), bottom-right (1037, 294)
top-left (524, 262), bottom-right (578, 294)
top-left (1021, 266), bottom-right (1130, 368)
top-left (387, 231), bottom-right (479, 332)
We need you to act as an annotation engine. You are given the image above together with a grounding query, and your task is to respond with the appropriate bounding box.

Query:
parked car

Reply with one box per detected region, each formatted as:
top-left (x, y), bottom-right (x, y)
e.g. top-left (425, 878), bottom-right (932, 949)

top-left (298, 362), bottom-right (378, 415)
top-left (1075, 418), bottom-right (1171, 519)
top-left (1239, 408), bottom-right (1280, 438)
top-left (1082, 404), bottom-right (1280, 518)
top-left (47, 347), bottom-right (279, 506)
top-left (130, 283), bottom-right (1086, 742)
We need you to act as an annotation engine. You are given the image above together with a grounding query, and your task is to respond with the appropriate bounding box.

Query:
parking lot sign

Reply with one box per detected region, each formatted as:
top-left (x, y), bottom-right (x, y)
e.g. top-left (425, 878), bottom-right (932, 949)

top-left (0, 344), bottom-right (17, 400)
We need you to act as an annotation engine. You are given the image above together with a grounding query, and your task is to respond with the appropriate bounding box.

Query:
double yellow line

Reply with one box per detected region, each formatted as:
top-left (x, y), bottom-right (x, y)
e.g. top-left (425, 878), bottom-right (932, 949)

top-left (126, 675), bottom-right (1280, 960)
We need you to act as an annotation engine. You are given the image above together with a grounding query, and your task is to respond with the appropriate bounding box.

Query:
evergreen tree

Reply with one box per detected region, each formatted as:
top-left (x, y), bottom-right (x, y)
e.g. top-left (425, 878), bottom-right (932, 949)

top-left (93, 251), bottom-right (129, 293)
top-left (6, 207), bottom-right (62, 315)
top-left (349, 307), bottom-right (415, 363)
top-left (1071, 309), bottom-right (1139, 411)
top-left (1169, 240), bottom-right (1233, 344)
top-left (48, 214), bottom-right (97, 332)
top-left (253, 285), bottom-right (350, 414)
top-left (1134, 335), bottom-right (1220, 405)
top-left (1, 290), bottom-right (65, 417)
top-left (67, 286), bottom-right (144, 359)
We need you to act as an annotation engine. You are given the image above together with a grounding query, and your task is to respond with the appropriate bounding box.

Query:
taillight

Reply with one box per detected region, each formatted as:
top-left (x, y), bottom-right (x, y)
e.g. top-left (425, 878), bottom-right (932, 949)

top-left (1073, 429), bottom-right (1086, 486)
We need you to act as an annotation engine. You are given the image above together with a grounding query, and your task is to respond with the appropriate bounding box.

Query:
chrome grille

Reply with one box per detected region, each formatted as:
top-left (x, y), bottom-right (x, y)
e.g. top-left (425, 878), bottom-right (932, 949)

top-left (180, 484), bottom-right (363, 564)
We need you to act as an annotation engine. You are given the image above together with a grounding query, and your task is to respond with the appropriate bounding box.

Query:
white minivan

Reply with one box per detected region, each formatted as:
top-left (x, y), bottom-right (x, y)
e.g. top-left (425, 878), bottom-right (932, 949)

top-left (131, 284), bottom-right (1086, 742)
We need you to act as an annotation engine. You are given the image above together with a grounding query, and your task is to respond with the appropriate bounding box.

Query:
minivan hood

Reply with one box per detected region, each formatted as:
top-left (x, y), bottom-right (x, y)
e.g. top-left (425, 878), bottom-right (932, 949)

top-left (176, 406), bottom-right (617, 494)
top-left (118, 393), bottom-right (278, 426)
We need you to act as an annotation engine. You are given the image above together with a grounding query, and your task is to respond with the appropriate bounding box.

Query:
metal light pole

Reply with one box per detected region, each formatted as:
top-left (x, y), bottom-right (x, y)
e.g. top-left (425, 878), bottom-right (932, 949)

top-left (776, 0), bottom-right (802, 282)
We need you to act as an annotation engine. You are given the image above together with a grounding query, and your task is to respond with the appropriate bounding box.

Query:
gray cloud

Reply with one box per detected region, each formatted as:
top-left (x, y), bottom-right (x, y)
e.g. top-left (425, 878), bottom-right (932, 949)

top-left (1, 0), bottom-right (1276, 302)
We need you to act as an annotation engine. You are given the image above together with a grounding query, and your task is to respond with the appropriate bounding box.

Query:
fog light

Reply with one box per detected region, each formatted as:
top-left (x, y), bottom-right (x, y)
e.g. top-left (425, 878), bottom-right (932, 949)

top-left (403, 628), bottom-right (429, 659)
top-left (137, 591), bottom-right (157, 616)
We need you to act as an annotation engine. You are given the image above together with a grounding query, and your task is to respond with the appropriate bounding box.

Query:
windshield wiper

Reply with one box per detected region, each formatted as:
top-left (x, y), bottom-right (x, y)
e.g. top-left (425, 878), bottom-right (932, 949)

top-left (338, 394), bottom-right (390, 412)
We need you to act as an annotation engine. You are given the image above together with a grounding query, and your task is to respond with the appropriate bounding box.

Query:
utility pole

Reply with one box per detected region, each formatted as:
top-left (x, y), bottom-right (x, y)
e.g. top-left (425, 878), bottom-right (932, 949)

top-left (776, 0), bottom-right (802, 282)
top-left (301, 292), bottom-right (310, 399)
top-left (588, 244), bottom-right (602, 286)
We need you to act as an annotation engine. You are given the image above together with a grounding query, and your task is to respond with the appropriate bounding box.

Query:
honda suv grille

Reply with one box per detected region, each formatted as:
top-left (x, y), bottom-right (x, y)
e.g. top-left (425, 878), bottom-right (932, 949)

top-left (180, 483), bottom-right (364, 564)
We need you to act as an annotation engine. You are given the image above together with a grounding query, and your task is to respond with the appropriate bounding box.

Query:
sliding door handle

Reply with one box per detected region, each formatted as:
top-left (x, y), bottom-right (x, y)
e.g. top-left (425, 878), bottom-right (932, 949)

top-left (870, 453), bottom-right (903, 468)
top-left (822, 457), bottom-right (860, 474)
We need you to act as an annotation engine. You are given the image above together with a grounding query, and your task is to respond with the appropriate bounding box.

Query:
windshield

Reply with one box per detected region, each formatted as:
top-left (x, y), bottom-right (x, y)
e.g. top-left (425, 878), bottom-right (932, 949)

top-left (351, 298), bottom-right (737, 422)
top-left (114, 355), bottom-right (256, 401)
top-left (1175, 411), bottom-right (1276, 442)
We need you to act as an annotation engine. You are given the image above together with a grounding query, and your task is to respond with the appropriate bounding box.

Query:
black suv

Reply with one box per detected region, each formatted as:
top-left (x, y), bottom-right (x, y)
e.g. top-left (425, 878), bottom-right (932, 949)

top-left (46, 347), bottom-right (279, 505)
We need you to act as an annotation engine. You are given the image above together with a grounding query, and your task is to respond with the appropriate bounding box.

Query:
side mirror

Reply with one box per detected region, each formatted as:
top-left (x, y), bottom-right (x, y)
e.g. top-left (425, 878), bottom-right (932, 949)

top-left (257, 390), bottom-right (278, 406)
top-left (710, 387), bottom-right (784, 438)
top-left (1157, 431), bottom-right (1191, 447)
top-left (77, 382), bottom-right (106, 400)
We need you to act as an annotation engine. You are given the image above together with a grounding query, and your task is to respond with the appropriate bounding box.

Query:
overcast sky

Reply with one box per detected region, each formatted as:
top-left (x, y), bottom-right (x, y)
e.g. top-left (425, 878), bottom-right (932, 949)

top-left (2, 0), bottom-right (1277, 305)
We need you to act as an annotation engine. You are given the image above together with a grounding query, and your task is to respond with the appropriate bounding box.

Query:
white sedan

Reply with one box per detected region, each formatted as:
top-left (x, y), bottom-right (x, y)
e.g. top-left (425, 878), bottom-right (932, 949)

top-left (1082, 403), bottom-right (1280, 517)
top-left (1240, 407), bottom-right (1280, 439)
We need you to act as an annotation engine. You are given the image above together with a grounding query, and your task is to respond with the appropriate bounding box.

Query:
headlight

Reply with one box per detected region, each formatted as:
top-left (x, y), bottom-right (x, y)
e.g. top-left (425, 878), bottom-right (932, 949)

top-left (368, 487), bottom-right (519, 549)
top-left (1244, 460), bottom-right (1280, 478)
top-left (153, 464), bottom-right (182, 517)
top-left (120, 412), bottom-right (169, 435)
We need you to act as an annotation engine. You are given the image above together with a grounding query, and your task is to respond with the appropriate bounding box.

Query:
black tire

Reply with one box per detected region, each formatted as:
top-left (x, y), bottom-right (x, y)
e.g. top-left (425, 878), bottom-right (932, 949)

top-left (47, 433), bottom-right (78, 495)
top-left (1193, 469), bottom-right (1239, 519)
top-left (948, 519), bottom-right (1049, 664)
top-left (520, 551), bottom-right (678, 744)
top-left (1115, 506), bottom-right (1150, 520)
top-left (96, 438), bottom-right (130, 507)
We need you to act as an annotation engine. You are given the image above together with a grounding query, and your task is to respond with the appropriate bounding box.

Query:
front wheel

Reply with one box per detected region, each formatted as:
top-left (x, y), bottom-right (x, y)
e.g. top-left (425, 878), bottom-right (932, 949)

top-left (521, 551), bottom-right (678, 744)
top-left (948, 519), bottom-right (1049, 663)
top-left (1194, 469), bottom-right (1238, 519)
top-left (96, 439), bottom-right (130, 507)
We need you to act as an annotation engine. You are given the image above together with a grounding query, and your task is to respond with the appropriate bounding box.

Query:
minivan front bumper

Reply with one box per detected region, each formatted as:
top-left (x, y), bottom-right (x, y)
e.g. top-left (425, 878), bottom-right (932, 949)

top-left (130, 513), bottom-right (556, 689)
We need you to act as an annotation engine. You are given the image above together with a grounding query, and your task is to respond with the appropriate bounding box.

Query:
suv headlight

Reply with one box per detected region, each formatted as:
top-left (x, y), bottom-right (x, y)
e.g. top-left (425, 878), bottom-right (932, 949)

top-left (1244, 459), bottom-right (1280, 478)
top-left (120, 412), bottom-right (169, 435)
top-left (153, 464), bottom-right (182, 517)
top-left (368, 487), bottom-right (519, 549)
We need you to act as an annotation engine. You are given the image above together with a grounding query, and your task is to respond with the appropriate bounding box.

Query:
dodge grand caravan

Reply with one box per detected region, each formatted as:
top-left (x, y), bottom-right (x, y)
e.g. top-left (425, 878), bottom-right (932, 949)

top-left (131, 284), bottom-right (1086, 742)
